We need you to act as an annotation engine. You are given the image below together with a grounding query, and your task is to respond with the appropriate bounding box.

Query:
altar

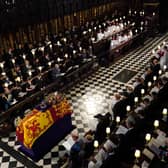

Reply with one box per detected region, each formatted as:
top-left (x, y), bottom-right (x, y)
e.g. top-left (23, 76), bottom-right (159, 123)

top-left (16, 93), bottom-right (73, 161)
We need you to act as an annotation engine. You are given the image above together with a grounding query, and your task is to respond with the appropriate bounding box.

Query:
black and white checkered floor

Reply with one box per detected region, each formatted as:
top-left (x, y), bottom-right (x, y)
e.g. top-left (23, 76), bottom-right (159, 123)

top-left (1, 33), bottom-right (168, 168)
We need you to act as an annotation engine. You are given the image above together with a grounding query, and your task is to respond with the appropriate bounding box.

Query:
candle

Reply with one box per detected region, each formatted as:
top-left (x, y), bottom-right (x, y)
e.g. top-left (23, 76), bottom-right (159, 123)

top-left (0, 62), bottom-right (4, 69)
top-left (123, 16), bottom-right (126, 19)
top-left (135, 29), bottom-right (138, 34)
top-left (158, 45), bottom-right (161, 50)
top-left (153, 76), bottom-right (157, 81)
top-left (134, 11), bottom-right (137, 15)
top-left (94, 140), bottom-right (99, 148)
top-left (12, 59), bottom-right (15, 64)
top-left (106, 127), bottom-right (111, 134)
top-left (99, 25), bottom-right (101, 29)
top-left (154, 120), bottom-right (159, 128)
top-left (38, 66), bottom-right (42, 72)
top-left (140, 27), bottom-right (143, 31)
top-left (79, 47), bottom-right (82, 51)
top-left (49, 44), bottom-right (52, 49)
top-left (28, 71), bottom-right (32, 76)
top-left (129, 9), bottom-right (131, 15)
top-left (83, 31), bottom-right (87, 35)
top-left (23, 54), bottom-right (26, 59)
top-left (134, 97), bottom-right (138, 103)
top-left (116, 116), bottom-right (120, 123)
top-left (1, 72), bottom-right (6, 76)
top-left (57, 58), bottom-right (61, 62)
top-left (94, 27), bottom-right (96, 30)
top-left (65, 54), bottom-right (68, 58)
top-left (148, 81), bottom-right (152, 87)
top-left (141, 89), bottom-right (145, 95)
top-left (145, 133), bottom-right (151, 142)
top-left (63, 38), bottom-right (67, 43)
top-left (163, 41), bottom-right (166, 45)
top-left (88, 29), bottom-right (92, 33)
top-left (57, 41), bottom-right (61, 46)
top-left (134, 149), bottom-right (141, 158)
top-left (162, 108), bottom-right (168, 115)
top-left (126, 105), bottom-right (131, 112)
top-left (40, 47), bottom-right (44, 52)
top-left (73, 50), bottom-right (76, 54)
top-left (153, 12), bottom-right (155, 16)
top-left (4, 83), bottom-right (8, 88)
top-left (48, 62), bottom-right (52, 67)
top-left (163, 65), bottom-right (167, 71)
top-left (159, 70), bottom-right (162, 75)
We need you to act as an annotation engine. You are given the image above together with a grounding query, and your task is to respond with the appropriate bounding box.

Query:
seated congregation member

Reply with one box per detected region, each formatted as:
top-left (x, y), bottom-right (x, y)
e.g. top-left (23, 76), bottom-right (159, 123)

top-left (25, 79), bottom-right (36, 95)
top-left (160, 46), bottom-right (168, 70)
top-left (117, 113), bottom-right (138, 163)
top-left (100, 134), bottom-right (120, 168)
top-left (94, 113), bottom-right (111, 144)
top-left (133, 77), bottom-right (145, 98)
top-left (112, 94), bottom-right (128, 120)
top-left (51, 64), bottom-right (61, 81)
top-left (109, 93), bottom-right (121, 118)
top-left (157, 77), bottom-right (168, 102)
top-left (141, 66), bottom-right (153, 90)
top-left (151, 58), bottom-right (160, 77)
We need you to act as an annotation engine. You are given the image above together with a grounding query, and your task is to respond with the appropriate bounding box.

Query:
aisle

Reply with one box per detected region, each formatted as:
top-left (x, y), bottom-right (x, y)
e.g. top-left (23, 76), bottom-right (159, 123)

top-left (0, 33), bottom-right (168, 168)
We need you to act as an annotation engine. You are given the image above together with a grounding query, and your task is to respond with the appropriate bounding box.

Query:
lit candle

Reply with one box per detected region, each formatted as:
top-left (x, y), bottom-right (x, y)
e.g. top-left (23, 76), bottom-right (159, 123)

top-left (116, 116), bottom-right (120, 123)
top-left (94, 140), bottom-right (99, 148)
top-left (57, 58), bottom-right (61, 62)
top-left (40, 47), bottom-right (44, 52)
top-left (148, 81), bottom-right (152, 87)
top-left (153, 76), bottom-right (157, 81)
top-left (128, 21), bottom-right (130, 24)
top-left (94, 27), bottom-right (96, 30)
top-left (134, 149), bottom-right (141, 158)
top-left (159, 70), bottom-right (162, 75)
top-left (134, 11), bottom-right (137, 15)
top-left (141, 21), bottom-right (144, 25)
top-left (48, 62), bottom-right (52, 67)
top-left (83, 31), bottom-right (87, 35)
top-left (79, 47), bottom-right (82, 51)
top-left (63, 38), bottom-right (67, 43)
top-left (32, 50), bottom-right (35, 55)
top-left (154, 120), bottom-right (159, 128)
top-left (65, 54), bottom-right (68, 58)
top-left (57, 41), bottom-right (61, 46)
top-left (123, 16), bottom-right (126, 19)
top-left (135, 29), bottom-right (138, 34)
top-left (12, 59), bottom-right (15, 64)
top-left (126, 105), bottom-right (131, 112)
top-left (23, 54), bottom-right (26, 59)
top-left (106, 127), bottom-right (111, 135)
top-left (129, 9), bottom-right (131, 15)
top-left (1, 72), bottom-right (6, 76)
top-left (73, 50), bottom-right (76, 54)
top-left (91, 37), bottom-right (95, 42)
top-left (153, 12), bottom-right (155, 16)
top-left (134, 97), bottom-right (138, 103)
top-left (158, 45), bottom-right (161, 50)
top-left (163, 65), bottom-right (167, 71)
top-left (141, 88), bottom-right (145, 95)
top-left (120, 17), bottom-right (122, 20)
top-left (88, 29), bottom-right (92, 33)
top-left (162, 108), bottom-right (168, 115)
top-left (145, 133), bottom-right (151, 142)
top-left (140, 27), bottom-right (143, 31)
top-left (0, 62), bottom-right (4, 69)
top-left (49, 44), bottom-right (52, 49)
top-left (116, 19), bottom-right (118, 22)
top-left (142, 11), bottom-right (145, 16)
top-left (99, 25), bottom-right (101, 29)
top-left (28, 71), bottom-right (32, 76)
top-left (38, 66), bottom-right (42, 72)
top-left (4, 83), bottom-right (8, 88)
